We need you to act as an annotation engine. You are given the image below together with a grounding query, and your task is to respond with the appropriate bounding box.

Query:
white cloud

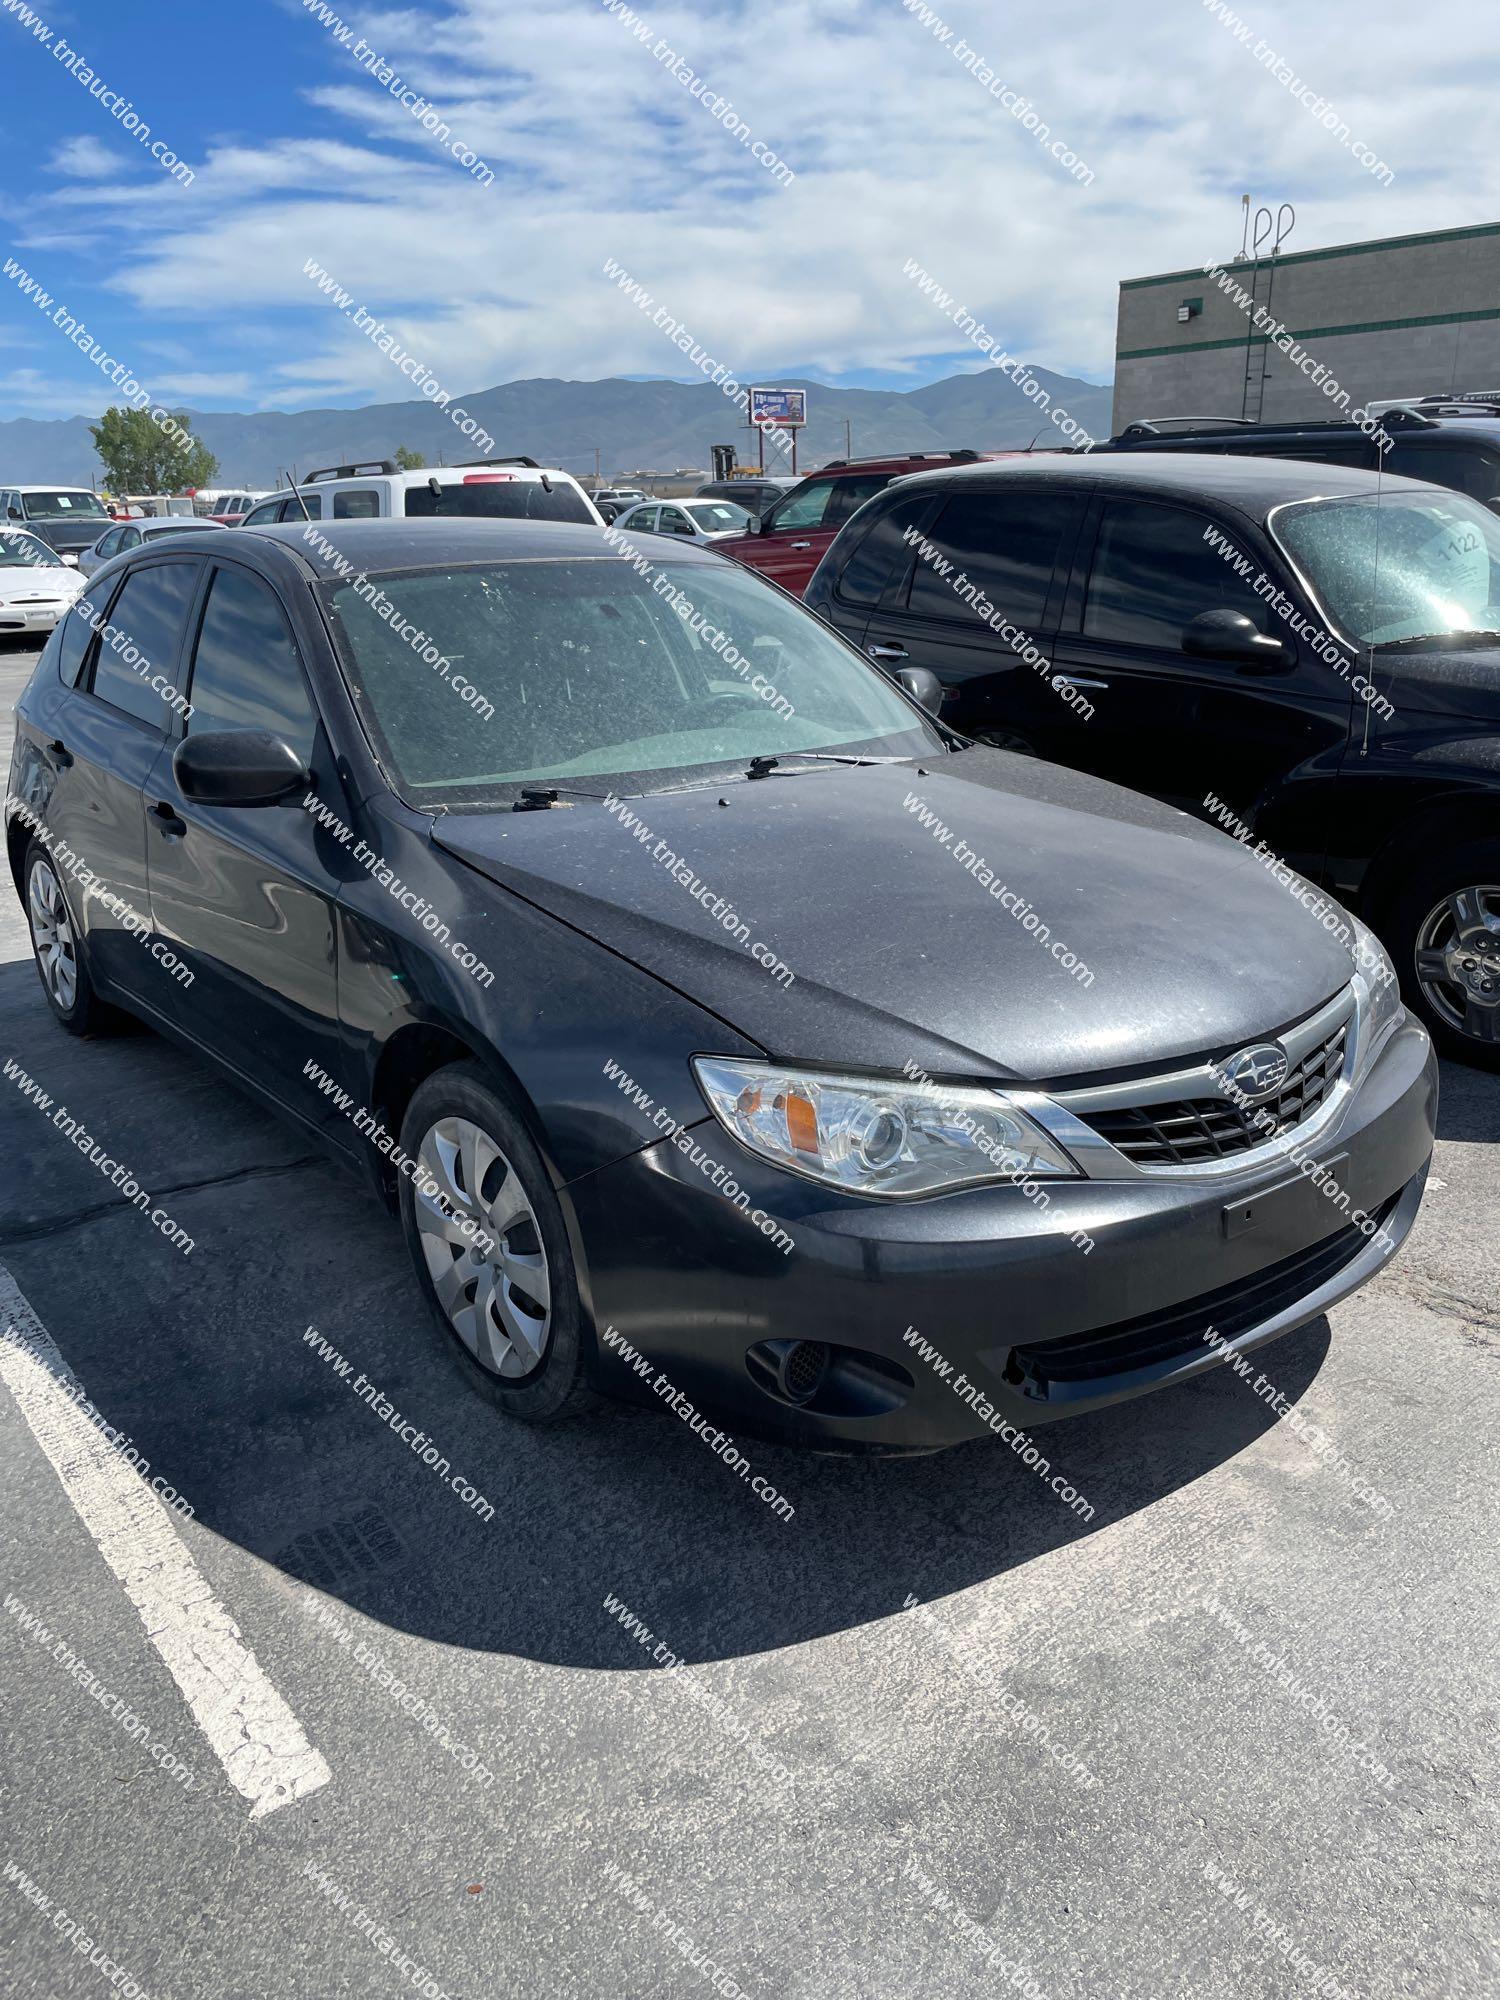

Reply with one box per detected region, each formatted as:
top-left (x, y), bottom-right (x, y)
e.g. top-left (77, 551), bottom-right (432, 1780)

top-left (47, 136), bottom-right (122, 179)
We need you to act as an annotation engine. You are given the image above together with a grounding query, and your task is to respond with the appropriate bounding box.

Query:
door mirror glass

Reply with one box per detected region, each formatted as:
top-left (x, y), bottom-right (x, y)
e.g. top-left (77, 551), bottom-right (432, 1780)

top-left (894, 664), bottom-right (945, 712)
top-left (172, 729), bottom-right (308, 806)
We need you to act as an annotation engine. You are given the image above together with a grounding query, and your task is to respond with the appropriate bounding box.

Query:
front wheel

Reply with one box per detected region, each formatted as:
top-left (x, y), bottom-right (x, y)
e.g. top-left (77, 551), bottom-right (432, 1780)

top-left (398, 1063), bottom-right (595, 1423)
top-left (1382, 840), bottom-right (1500, 1069)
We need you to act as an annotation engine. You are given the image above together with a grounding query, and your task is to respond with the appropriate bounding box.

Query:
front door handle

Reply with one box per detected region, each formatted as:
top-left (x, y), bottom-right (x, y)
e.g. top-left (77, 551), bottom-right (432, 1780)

top-left (789, 540), bottom-right (813, 551)
top-left (148, 799), bottom-right (186, 837)
top-left (867, 643), bottom-right (910, 662)
top-left (47, 738), bottom-right (73, 769)
top-left (1052, 674), bottom-right (1109, 691)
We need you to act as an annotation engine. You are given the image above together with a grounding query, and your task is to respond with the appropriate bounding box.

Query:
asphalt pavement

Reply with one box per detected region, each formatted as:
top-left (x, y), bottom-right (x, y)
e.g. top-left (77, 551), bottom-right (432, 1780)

top-left (0, 637), bottom-right (1495, 2000)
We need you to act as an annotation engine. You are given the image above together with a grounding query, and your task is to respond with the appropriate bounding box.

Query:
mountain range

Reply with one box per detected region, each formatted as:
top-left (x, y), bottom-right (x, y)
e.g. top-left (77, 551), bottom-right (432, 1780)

top-left (0, 366), bottom-right (1114, 489)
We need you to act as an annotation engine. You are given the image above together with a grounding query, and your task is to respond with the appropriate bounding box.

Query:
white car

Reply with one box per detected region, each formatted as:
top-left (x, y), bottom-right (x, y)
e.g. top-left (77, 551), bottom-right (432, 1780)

top-left (0, 528), bottom-right (86, 635)
top-left (240, 458), bottom-right (603, 528)
top-left (77, 515), bottom-right (226, 578)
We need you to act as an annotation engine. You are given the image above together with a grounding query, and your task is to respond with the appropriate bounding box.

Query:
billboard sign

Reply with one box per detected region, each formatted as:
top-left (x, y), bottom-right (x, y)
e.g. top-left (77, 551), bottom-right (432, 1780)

top-left (749, 387), bottom-right (807, 429)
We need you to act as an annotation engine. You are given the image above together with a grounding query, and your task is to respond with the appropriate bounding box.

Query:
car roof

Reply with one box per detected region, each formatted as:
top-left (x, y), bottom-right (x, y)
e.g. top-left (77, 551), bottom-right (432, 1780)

top-left (891, 450), bottom-right (1447, 519)
top-left (138, 516), bottom-right (225, 529)
top-left (243, 516), bottom-right (729, 577)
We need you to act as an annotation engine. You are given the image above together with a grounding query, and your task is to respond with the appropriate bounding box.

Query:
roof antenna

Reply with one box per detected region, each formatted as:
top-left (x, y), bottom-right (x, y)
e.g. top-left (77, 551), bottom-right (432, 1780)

top-left (286, 466), bottom-right (312, 522)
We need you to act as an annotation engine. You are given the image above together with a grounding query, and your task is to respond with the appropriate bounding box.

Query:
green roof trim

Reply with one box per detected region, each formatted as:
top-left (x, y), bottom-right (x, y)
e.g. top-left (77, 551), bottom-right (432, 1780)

top-left (1119, 305), bottom-right (1500, 362)
top-left (1120, 220), bottom-right (1500, 292)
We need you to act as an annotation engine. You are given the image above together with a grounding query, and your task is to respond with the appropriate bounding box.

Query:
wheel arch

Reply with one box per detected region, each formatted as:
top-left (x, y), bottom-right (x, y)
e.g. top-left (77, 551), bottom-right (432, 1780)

top-left (1357, 790), bottom-right (1500, 928)
top-left (366, 1014), bottom-right (551, 1209)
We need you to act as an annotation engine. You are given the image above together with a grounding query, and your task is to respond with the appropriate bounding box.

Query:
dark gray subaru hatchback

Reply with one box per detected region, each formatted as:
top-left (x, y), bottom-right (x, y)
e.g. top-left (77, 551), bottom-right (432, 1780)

top-left (6, 519), bottom-right (1436, 1453)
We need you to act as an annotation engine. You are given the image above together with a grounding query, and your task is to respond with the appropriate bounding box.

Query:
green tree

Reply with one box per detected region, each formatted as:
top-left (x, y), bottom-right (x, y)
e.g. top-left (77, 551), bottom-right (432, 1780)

top-left (393, 444), bottom-right (426, 470)
top-left (88, 405), bottom-right (219, 495)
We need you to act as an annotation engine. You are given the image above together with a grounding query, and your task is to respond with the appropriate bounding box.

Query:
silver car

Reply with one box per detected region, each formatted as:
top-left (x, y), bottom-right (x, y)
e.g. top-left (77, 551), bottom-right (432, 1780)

top-left (612, 498), bottom-right (752, 544)
top-left (78, 515), bottom-right (226, 578)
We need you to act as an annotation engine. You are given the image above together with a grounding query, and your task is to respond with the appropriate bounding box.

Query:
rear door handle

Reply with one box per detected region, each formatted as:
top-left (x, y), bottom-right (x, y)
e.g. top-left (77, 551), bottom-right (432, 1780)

top-left (867, 643), bottom-right (910, 662)
top-left (789, 541), bottom-right (813, 551)
top-left (1052, 674), bottom-right (1109, 691)
top-left (47, 738), bottom-right (73, 768)
top-left (148, 799), bottom-right (186, 837)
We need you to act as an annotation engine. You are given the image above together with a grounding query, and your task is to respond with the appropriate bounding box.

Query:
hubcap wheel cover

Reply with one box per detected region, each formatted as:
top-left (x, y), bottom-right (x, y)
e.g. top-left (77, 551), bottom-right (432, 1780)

top-left (413, 1115), bottom-right (552, 1379)
top-left (28, 857), bottom-right (78, 1011)
top-left (1415, 883), bottom-right (1500, 1044)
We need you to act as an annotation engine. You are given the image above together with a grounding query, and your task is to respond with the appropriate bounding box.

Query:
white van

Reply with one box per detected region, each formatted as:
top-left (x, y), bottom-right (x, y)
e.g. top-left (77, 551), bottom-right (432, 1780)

top-left (241, 458), bottom-right (603, 528)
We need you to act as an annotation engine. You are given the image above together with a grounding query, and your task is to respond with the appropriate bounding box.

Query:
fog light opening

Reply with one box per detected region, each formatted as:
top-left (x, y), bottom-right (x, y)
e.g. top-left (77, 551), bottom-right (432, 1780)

top-left (778, 1340), bottom-right (830, 1405)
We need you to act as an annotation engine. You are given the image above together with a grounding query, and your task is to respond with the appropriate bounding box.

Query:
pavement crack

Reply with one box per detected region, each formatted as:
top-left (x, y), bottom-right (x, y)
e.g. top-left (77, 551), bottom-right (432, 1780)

top-left (0, 1156), bottom-right (326, 1247)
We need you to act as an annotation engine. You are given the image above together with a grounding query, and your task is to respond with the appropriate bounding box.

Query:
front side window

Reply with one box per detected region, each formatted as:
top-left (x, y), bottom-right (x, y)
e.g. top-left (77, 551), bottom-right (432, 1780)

top-left (657, 508), bottom-right (694, 537)
top-left (88, 561), bottom-right (198, 728)
top-left (322, 555), bottom-right (941, 804)
top-left (1273, 489), bottom-right (1500, 648)
top-left (404, 478), bottom-right (594, 524)
top-left (186, 566), bottom-right (319, 763)
top-left (769, 479), bottom-right (837, 532)
top-left (908, 489), bottom-right (1078, 627)
top-left (1385, 443), bottom-right (1500, 507)
top-left (1083, 500), bottom-right (1272, 647)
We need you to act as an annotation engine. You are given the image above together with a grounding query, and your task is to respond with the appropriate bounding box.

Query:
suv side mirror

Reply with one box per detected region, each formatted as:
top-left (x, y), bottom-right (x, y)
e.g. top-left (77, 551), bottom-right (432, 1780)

top-left (894, 664), bottom-right (944, 712)
top-left (7, 506), bottom-right (21, 521)
top-left (173, 729), bottom-right (308, 806)
top-left (1182, 608), bottom-right (1292, 670)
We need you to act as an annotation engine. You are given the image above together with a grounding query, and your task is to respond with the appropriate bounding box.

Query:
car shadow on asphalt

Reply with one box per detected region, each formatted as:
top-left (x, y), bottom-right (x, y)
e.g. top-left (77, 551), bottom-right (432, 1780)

top-left (0, 957), bottom-right (1409, 1672)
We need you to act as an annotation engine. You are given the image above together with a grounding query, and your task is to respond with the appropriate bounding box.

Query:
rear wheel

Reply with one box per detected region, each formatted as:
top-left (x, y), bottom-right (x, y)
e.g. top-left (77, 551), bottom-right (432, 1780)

top-left (24, 842), bottom-right (116, 1036)
top-left (398, 1063), bottom-right (594, 1422)
top-left (1382, 839), bottom-right (1500, 1069)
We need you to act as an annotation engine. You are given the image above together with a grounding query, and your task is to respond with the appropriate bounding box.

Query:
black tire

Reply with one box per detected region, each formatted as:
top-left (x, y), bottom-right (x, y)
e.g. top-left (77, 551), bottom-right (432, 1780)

top-left (22, 839), bottom-right (119, 1037)
top-left (398, 1061), bottom-right (595, 1423)
top-left (1379, 836), bottom-right (1500, 1070)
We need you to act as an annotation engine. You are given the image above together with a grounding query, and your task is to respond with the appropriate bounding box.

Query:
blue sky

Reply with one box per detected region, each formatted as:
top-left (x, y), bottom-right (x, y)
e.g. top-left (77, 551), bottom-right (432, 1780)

top-left (0, 0), bottom-right (1485, 424)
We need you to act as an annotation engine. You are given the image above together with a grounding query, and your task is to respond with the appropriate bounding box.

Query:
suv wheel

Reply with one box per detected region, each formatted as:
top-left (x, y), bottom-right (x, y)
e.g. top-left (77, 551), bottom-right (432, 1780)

top-left (1384, 840), bottom-right (1500, 1069)
top-left (398, 1063), bottom-right (595, 1422)
top-left (24, 841), bottom-right (116, 1036)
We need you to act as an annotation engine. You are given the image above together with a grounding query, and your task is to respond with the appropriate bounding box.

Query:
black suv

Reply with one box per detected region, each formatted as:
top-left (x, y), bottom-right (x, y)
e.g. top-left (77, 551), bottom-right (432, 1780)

top-left (804, 452), bottom-right (1500, 1067)
top-left (1087, 400), bottom-right (1500, 511)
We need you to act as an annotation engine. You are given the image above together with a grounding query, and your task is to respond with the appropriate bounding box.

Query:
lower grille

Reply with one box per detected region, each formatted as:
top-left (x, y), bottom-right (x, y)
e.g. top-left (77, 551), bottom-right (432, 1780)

top-left (1077, 1017), bottom-right (1349, 1168)
top-left (1006, 1190), bottom-right (1401, 1394)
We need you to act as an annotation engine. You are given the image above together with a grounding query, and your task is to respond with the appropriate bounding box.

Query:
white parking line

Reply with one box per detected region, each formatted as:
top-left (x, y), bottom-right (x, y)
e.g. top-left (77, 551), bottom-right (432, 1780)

top-left (0, 1268), bottom-right (331, 1819)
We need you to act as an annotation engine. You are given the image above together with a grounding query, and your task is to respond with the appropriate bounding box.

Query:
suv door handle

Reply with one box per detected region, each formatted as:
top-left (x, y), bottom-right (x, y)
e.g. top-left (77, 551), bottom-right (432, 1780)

top-left (47, 738), bottom-right (73, 768)
top-left (1052, 674), bottom-right (1109, 691)
top-left (867, 643), bottom-right (910, 662)
top-left (148, 799), bottom-right (186, 837)
top-left (789, 540), bottom-right (813, 550)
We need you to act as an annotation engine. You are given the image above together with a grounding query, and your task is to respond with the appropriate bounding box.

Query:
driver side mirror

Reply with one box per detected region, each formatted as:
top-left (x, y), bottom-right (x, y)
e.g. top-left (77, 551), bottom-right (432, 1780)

top-left (7, 506), bottom-right (21, 522)
top-left (1182, 608), bottom-right (1293, 671)
top-left (894, 665), bottom-right (944, 712)
top-left (173, 729), bottom-right (308, 806)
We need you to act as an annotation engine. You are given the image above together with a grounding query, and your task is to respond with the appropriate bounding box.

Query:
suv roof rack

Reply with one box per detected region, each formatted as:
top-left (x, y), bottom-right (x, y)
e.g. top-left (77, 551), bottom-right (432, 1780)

top-left (303, 460), bottom-right (400, 482)
top-left (450, 456), bottom-right (541, 469)
top-left (1117, 417), bottom-right (1258, 437)
top-left (1410, 396), bottom-right (1500, 418)
top-left (819, 449), bottom-right (982, 469)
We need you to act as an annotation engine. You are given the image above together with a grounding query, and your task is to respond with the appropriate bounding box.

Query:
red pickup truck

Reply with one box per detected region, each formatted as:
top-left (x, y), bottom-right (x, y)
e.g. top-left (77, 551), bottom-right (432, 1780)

top-left (714, 450), bottom-right (1013, 597)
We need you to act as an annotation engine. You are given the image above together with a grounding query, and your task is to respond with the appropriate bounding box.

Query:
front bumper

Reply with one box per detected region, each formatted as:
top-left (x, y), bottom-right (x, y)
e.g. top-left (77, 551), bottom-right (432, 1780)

top-left (567, 1016), bottom-right (1437, 1451)
top-left (0, 600), bottom-right (71, 633)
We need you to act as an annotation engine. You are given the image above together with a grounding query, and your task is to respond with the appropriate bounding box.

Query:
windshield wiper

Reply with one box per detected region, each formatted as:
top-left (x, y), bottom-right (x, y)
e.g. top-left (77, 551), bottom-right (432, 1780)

top-left (509, 784), bottom-right (610, 812)
top-left (1375, 629), bottom-right (1500, 652)
top-left (744, 752), bottom-right (913, 779)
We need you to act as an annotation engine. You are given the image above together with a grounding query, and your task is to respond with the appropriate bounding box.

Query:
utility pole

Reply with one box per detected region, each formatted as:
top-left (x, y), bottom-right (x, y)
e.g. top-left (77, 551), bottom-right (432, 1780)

top-left (844, 419), bottom-right (852, 460)
top-left (594, 446), bottom-right (601, 487)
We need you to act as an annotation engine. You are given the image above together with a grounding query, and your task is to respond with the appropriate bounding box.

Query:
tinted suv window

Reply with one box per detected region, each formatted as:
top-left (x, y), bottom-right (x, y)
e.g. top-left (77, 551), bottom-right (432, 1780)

top-left (88, 561), bottom-right (197, 728)
top-left (333, 488), bottom-right (381, 519)
top-left (404, 481), bottom-right (593, 523)
top-left (185, 565), bottom-right (319, 764)
top-left (1385, 441), bottom-right (1500, 505)
top-left (835, 495), bottom-right (934, 606)
top-left (907, 489), bottom-right (1077, 626)
top-left (1084, 500), bottom-right (1271, 647)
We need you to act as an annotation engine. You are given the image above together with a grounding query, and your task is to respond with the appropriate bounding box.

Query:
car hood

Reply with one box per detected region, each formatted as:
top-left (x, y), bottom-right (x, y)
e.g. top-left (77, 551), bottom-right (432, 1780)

top-left (25, 520), bottom-right (104, 552)
top-left (0, 566), bottom-right (79, 600)
top-left (1373, 646), bottom-right (1500, 725)
top-left (434, 753), bottom-right (1357, 1083)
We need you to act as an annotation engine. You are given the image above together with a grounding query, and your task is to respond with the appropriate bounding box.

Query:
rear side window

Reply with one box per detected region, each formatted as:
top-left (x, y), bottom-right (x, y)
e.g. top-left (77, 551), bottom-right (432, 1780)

top-left (906, 489), bottom-right (1077, 626)
top-left (185, 566), bottom-right (319, 765)
top-left (404, 479), bottom-right (594, 524)
top-left (281, 494), bottom-right (322, 521)
top-left (835, 495), bottom-right (934, 606)
top-left (1385, 443), bottom-right (1500, 505)
top-left (1083, 500), bottom-right (1271, 647)
top-left (88, 561), bottom-right (198, 728)
top-left (333, 488), bottom-right (381, 519)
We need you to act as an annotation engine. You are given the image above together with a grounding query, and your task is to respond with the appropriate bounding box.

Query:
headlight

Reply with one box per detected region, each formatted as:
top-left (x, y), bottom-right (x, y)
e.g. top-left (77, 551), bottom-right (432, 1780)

top-left (691, 1057), bottom-right (1080, 1198)
top-left (1348, 915), bottom-right (1403, 1067)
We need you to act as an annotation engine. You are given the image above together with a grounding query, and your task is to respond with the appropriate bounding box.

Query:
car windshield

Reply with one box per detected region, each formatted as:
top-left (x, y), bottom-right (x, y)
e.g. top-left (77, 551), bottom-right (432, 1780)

top-left (687, 502), bottom-right (750, 532)
top-left (0, 531), bottom-right (60, 567)
top-left (404, 480), bottom-right (594, 524)
top-left (21, 490), bottom-right (108, 521)
top-left (321, 553), bottom-right (941, 805)
top-left (1274, 490), bottom-right (1500, 647)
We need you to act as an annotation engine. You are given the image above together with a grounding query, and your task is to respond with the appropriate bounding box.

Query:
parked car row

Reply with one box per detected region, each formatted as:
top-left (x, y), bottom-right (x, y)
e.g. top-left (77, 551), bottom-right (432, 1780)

top-left (8, 514), bottom-right (1435, 1458)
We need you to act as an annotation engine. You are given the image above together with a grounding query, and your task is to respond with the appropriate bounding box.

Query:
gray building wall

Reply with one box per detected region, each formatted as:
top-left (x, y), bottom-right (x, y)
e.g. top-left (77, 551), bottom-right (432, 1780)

top-left (1112, 221), bottom-right (1500, 432)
